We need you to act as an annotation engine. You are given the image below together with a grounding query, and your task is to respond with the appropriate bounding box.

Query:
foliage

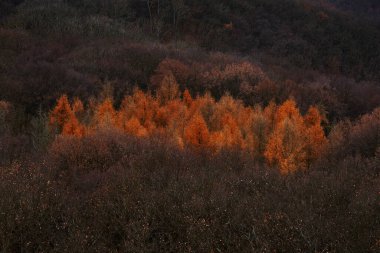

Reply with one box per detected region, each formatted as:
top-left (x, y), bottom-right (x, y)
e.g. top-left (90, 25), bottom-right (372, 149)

top-left (49, 91), bottom-right (327, 173)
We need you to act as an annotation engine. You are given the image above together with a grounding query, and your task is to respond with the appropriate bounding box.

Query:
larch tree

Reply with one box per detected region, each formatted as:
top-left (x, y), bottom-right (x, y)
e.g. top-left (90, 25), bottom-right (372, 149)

top-left (210, 113), bottom-right (243, 150)
top-left (72, 97), bottom-right (84, 115)
top-left (184, 113), bottom-right (210, 149)
top-left (124, 117), bottom-right (148, 137)
top-left (48, 91), bottom-right (327, 167)
top-left (50, 95), bottom-right (85, 137)
top-left (50, 95), bottom-right (75, 134)
top-left (62, 115), bottom-right (85, 137)
top-left (304, 106), bottom-right (327, 164)
top-left (183, 89), bottom-right (193, 108)
top-left (94, 98), bottom-right (117, 129)
top-left (120, 89), bottom-right (158, 133)
top-left (265, 99), bottom-right (308, 174)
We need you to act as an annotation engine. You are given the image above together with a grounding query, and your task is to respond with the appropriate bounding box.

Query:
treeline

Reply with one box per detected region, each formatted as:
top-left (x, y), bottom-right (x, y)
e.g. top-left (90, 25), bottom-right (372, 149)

top-left (49, 83), bottom-right (326, 173)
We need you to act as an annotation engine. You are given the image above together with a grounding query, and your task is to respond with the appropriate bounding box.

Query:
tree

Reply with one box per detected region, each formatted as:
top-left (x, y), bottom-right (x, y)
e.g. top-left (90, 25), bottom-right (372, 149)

top-left (49, 95), bottom-right (85, 137)
top-left (184, 113), bottom-right (210, 149)
top-left (49, 95), bottom-right (74, 134)
top-left (120, 89), bottom-right (158, 132)
top-left (156, 72), bottom-right (180, 104)
top-left (62, 115), bottom-right (85, 137)
top-left (183, 89), bottom-right (193, 107)
top-left (210, 113), bottom-right (243, 150)
top-left (265, 118), bottom-right (307, 174)
top-left (265, 99), bottom-right (307, 174)
top-left (304, 106), bottom-right (327, 163)
top-left (94, 98), bottom-right (117, 128)
top-left (72, 97), bottom-right (84, 115)
top-left (124, 117), bottom-right (148, 137)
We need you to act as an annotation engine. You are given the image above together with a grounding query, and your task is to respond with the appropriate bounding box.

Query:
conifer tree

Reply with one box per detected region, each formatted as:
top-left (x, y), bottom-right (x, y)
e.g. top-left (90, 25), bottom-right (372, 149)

top-left (184, 113), bottom-right (210, 148)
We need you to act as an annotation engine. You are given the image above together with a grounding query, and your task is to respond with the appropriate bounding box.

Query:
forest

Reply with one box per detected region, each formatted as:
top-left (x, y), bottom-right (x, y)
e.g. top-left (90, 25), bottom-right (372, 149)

top-left (0, 0), bottom-right (379, 252)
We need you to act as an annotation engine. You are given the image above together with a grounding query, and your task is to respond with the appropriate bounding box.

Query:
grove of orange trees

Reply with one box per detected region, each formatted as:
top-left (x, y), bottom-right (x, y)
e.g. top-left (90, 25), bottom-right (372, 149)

top-left (50, 76), bottom-right (327, 174)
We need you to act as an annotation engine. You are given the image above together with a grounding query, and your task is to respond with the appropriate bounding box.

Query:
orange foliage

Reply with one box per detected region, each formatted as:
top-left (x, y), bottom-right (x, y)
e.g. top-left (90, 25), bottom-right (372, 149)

top-left (124, 117), bottom-right (148, 137)
top-left (275, 99), bottom-right (303, 125)
top-left (50, 95), bottom-right (85, 136)
top-left (264, 100), bottom-right (327, 174)
top-left (265, 118), bottom-right (307, 174)
top-left (94, 98), bottom-right (117, 128)
top-left (120, 89), bottom-right (158, 132)
top-left (305, 106), bottom-right (328, 161)
top-left (50, 91), bottom-right (327, 173)
top-left (49, 95), bottom-right (73, 131)
top-left (184, 113), bottom-right (210, 148)
top-left (183, 89), bottom-right (193, 107)
top-left (72, 97), bottom-right (84, 115)
top-left (62, 115), bottom-right (85, 137)
top-left (210, 113), bottom-right (243, 150)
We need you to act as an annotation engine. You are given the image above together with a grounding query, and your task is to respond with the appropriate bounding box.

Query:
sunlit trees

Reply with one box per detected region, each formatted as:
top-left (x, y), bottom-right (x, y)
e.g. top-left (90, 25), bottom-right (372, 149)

top-left (210, 113), bottom-right (243, 150)
top-left (183, 89), bottom-right (193, 107)
top-left (265, 99), bottom-right (305, 173)
top-left (184, 113), bottom-right (210, 149)
top-left (119, 89), bottom-right (158, 133)
top-left (49, 91), bottom-right (327, 173)
top-left (94, 98), bottom-right (117, 129)
top-left (304, 106), bottom-right (327, 163)
top-left (72, 97), bottom-right (85, 120)
top-left (49, 95), bottom-right (85, 137)
top-left (265, 116), bottom-right (307, 174)
top-left (49, 95), bottom-right (73, 133)
top-left (124, 117), bottom-right (148, 137)
top-left (62, 116), bottom-right (85, 137)
top-left (264, 100), bottom-right (327, 173)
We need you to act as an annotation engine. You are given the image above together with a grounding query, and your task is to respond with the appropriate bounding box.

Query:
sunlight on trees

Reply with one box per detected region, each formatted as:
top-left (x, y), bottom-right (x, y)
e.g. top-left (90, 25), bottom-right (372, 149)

top-left (50, 92), bottom-right (327, 173)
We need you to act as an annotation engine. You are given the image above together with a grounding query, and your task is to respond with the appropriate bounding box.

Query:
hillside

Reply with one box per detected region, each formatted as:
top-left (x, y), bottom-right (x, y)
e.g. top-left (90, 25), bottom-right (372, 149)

top-left (0, 1), bottom-right (379, 252)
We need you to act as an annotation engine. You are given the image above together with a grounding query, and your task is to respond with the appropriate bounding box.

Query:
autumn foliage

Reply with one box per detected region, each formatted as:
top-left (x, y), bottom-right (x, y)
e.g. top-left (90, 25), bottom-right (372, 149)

top-left (49, 95), bottom-right (85, 137)
top-left (50, 86), bottom-right (327, 173)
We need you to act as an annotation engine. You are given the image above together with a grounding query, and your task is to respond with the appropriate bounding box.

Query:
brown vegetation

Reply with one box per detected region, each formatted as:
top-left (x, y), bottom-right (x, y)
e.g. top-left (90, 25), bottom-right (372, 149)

top-left (0, 1), bottom-right (379, 252)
